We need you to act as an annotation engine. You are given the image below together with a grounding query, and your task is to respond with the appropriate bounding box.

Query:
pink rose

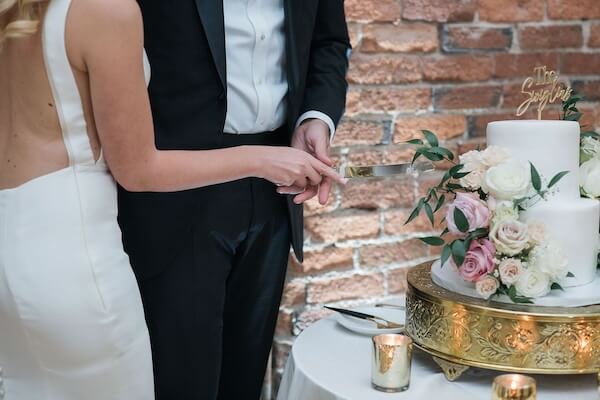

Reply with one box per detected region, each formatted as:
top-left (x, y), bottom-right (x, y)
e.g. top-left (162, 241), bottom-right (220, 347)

top-left (446, 193), bottom-right (490, 235)
top-left (459, 239), bottom-right (496, 282)
top-left (476, 275), bottom-right (500, 299)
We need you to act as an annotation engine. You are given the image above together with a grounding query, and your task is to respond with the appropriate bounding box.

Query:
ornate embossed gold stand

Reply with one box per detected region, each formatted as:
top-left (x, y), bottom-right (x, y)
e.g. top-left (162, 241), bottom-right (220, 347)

top-left (406, 263), bottom-right (600, 381)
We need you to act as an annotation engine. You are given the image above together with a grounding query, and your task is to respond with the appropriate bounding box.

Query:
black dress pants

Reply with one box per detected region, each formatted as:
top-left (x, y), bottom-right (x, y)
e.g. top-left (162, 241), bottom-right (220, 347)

top-left (131, 131), bottom-right (292, 400)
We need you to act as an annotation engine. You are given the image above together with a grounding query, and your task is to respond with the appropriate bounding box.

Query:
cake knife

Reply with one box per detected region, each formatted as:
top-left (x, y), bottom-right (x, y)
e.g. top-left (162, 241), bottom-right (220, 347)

top-left (324, 306), bottom-right (404, 329)
top-left (342, 161), bottom-right (434, 179)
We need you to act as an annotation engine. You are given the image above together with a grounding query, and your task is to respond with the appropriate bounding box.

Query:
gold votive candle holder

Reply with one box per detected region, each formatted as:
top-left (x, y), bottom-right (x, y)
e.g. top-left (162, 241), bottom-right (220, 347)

top-left (371, 334), bottom-right (413, 393)
top-left (492, 374), bottom-right (537, 400)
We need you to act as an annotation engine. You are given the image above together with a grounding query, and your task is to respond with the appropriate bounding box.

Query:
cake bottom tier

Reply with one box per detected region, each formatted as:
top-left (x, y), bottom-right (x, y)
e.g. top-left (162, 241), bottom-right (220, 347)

top-left (523, 197), bottom-right (600, 287)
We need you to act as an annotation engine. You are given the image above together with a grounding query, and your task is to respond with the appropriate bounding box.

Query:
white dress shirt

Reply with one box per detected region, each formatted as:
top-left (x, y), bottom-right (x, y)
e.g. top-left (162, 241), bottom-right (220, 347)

top-left (223, 0), bottom-right (335, 137)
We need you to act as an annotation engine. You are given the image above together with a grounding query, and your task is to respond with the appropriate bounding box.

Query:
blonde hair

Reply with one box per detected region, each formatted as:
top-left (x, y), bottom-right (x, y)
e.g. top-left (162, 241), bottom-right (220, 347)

top-left (0, 0), bottom-right (47, 50)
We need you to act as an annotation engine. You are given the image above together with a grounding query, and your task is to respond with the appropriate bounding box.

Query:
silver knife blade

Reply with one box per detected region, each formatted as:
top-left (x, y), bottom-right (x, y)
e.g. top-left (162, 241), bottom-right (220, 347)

top-left (342, 161), bottom-right (434, 179)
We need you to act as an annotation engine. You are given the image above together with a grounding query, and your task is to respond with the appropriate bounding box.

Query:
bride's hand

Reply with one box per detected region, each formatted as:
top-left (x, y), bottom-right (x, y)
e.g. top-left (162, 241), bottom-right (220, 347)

top-left (253, 146), bottom-right (346, 202)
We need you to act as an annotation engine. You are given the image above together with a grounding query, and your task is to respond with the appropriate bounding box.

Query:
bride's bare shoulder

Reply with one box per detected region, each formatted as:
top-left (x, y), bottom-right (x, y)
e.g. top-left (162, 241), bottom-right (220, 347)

top-left (67, 0), bottom-right (143, 69)
top-left (69, 0), bottom-right (142, 25)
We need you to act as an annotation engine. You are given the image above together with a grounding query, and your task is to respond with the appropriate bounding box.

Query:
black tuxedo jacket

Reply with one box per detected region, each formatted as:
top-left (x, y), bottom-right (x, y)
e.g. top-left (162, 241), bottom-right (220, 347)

top-left (118, 0), bottom-right (350, 277)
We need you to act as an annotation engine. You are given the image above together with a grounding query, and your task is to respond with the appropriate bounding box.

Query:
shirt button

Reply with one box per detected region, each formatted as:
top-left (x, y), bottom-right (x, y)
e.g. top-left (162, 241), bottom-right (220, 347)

top-left (260, 33), bottom-right (266, 41)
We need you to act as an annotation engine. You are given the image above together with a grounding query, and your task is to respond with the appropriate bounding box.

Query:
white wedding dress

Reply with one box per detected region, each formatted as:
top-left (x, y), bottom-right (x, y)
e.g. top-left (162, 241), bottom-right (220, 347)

top-left (0, 0), bottom-right (154, 398)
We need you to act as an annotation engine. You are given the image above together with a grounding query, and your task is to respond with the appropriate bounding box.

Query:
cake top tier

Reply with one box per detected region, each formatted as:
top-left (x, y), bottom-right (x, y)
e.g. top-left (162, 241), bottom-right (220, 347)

top-left (487, 120), bottom-right (580, 200)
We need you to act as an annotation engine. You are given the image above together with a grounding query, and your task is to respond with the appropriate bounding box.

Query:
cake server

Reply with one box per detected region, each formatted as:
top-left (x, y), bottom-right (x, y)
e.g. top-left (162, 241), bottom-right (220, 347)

top-left (341, 161), bottom-right (434, 179)
top-left (324, 306), bottom-right (404, 329)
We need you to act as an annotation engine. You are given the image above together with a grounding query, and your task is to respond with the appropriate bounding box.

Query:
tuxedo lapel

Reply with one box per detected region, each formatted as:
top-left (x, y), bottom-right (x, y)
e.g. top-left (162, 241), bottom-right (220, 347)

top-left (284, 0), bottom-right (299, 130)
top-left (195, 0), bottom-right (227, 88)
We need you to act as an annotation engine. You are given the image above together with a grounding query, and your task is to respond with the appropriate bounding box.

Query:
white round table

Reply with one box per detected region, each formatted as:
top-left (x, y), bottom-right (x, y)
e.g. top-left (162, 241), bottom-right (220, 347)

top-left (277, 317), bottom-right (599, 400)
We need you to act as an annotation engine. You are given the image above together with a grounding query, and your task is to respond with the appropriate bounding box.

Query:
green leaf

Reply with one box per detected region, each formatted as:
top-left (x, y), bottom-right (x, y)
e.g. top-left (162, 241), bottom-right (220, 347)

top-left (567, 271), bottom-right (575, 278)
top-left (453, 172), bottom-right (471, 179)
top-left (405, 138), bottom-right (424, 145)
top-left (422, 130), bottom-right (439, 148)
top-left (507, 285), bottom-right (534, 304)
top-left (404, 199), bottom-right (424, 225)
top-left (468, 228), bottom-right (489, 240)
top-left (420, 150), bottom-right (445, 162)
top-left (548, 171), bottom-right (569, 188)
top-left (530, 162), bottom-right (542, 193)
top-left (453, 207), bottom-right (470, 233)
top-left (582, 131), bottom-right (599, 139)
top-left (441, 245), bottom-right (452, 266)
top-left (419, 236), bottom-right (445, 246)
top-left (448, 164), bottom-right (464, 177)
top-left (565, 112), bottom-right (582, 122)
top-left (440, 227), bottom-right (450, 237)
top-left (551, 282), bottom-right (565, 291)
top-left (428, 146), bottom-right (455, 161)
top-left (447, 183), bottom-right (463, 191)
top-left (424, 202), bottom-right (435, 226)
top-left (434, 194), bottom-right (446, 212)
top-left (451, 240), bottom-right (466, 267)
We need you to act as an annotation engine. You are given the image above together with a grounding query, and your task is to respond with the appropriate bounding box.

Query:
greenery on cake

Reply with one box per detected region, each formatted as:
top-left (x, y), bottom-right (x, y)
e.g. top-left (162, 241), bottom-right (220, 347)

top-left (405, 131), bottom-right (572, 304)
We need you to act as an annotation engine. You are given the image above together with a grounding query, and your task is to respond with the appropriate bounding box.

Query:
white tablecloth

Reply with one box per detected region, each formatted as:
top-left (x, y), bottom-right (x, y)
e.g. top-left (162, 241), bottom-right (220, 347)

top-left (277, 317), bottom-right (598, 400)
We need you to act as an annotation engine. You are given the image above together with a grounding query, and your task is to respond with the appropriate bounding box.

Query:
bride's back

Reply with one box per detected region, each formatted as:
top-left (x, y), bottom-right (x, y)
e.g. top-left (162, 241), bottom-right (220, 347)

top-left (0, 5), bottom-right (99, 190)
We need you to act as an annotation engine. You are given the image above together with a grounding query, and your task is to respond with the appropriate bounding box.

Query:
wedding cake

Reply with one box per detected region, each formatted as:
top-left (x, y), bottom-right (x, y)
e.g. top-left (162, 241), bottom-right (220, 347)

top-left (430, 120), bottom-right (600, 306)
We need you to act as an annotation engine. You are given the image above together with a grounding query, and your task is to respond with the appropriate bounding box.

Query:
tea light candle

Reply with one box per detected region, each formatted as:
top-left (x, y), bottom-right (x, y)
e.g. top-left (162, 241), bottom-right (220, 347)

top-left (371, 334), bottom-right (413, 393)
top-left (492, 374), bottom-right (537, 400)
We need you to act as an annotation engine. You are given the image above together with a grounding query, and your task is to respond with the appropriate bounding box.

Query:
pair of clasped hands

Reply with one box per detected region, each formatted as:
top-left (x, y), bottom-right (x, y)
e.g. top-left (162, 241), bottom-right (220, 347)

top-left (267, 119), bottom-right (347, 205)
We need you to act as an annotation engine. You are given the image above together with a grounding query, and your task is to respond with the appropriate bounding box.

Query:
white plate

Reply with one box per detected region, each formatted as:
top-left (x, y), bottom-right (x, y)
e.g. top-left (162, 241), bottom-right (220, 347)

top-left (332, 306), bottom-right (405, 336)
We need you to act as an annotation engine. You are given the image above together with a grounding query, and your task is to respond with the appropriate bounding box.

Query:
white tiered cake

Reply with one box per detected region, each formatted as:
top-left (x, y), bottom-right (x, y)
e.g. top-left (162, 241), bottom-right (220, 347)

top-left (432, 120), bottom-right (600, 306)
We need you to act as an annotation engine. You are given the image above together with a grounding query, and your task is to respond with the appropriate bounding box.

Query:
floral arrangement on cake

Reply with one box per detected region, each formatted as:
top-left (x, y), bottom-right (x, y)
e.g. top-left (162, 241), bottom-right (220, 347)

top-left (405, 131), bottom-right (572, 304)
top-left (562, 95), bottom-right (600, 267)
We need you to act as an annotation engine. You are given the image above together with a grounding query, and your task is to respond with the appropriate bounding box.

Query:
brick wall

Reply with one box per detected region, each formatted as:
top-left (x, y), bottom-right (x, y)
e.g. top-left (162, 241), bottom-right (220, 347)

top-left (270, 0), bottom-right (600, 395)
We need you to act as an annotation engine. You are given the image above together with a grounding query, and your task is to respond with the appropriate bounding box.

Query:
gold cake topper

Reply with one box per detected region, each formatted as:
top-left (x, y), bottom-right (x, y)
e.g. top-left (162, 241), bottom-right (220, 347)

top-left (517, 66), bottom-right (573, 120)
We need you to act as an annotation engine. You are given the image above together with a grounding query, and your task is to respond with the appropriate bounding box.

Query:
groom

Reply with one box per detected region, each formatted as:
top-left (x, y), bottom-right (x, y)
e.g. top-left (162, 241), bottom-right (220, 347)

top-left (118, 1), bottom-right (350, 399)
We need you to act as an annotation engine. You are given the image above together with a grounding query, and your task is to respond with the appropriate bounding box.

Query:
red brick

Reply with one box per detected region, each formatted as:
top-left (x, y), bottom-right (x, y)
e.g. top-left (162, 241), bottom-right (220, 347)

top-left (275, 310), bottom-right (293, 337)
top-left (340, 178), bottom-right (415, 210)
top-left (580, 107), bottom-right (597, 130)
top-left (388, 268), bottom-right (410, 293)
top-left (393, 114), bottom-right (467, 143)
top-left (479, 0), bottom-right (544, 22)
top-left (402, 0), bottom-right (476, 22)
top-left (469, 112), bottom-right (521, 137)
top-left (361, 23), bottom-right (438, 53)
top-left (519, 25), bottom-right (583, 49)
top-left (345, 90), bottom-right (361, 116)
top-left (561, 53), bottom-right (600, 75)
top-left (547, 0), bottom-right (600, 20)
top-left (422, 55), bottom-right (494, 82)
top-left (360, 240), bottom-right (429, 267)
top-left (345, 0), bottom-right (402, 23)
top-left (333, 120), bottom-right (384, 147)
top-left (281, 280), bottom-right (307, 308)
top-left (304, 211), bottom-right (380, 243)
top-left (571, 81), bottom-right (600, 102)
top-left (291, 246), bottom-right (353, 275)
top-left (348, 54), bottom-right (422, 84)
top-left (347, 147), bottom-right (414, 166)
top-left (502, 83), bottom-right (527, 109)
top-left (443, 27), bottom-right (512, 51)
top-left (307, 273), bottom-right (385, 303)
top-left (494, 53), bottom-right (559, 78)
top-left (349, 87), bottom-right (432, 114)
top-left (590, 24), bottom-right (600, 48)
top-left (434, 85), bottom-right (502, 110)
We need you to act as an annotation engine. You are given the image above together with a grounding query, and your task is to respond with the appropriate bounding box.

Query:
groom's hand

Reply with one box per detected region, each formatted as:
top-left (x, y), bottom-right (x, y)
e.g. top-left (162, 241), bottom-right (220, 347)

top-left (289, 119), bottom-right (333, 205)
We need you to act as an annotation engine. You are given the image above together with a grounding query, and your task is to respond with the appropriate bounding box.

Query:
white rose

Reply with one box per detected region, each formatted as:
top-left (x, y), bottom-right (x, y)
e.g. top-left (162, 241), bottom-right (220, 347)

top-left (580, 158), bottom-right (600, 199)
top-left (460, 168), bottom-right (486, 190)
top-left (475, 275), bottom-right (500, 299)
top-left (459, 150), bottom-right (485, 170)
top-left (529, 243), bottom-right (569, 283)
top-left (480, 146), bottom-right (512, 168)
top-left (490, 219), bottom-right (530, 256)
top-left (491, 201), bottom-right (520, 225)
top-left (581, 137), bottom-right (600, 163)
top-left (515, 267), bottom-right (552, 298)
top-left (527, 222), bottom-right (546, 246)
top-left (498, 258), bottom-right (523, 286)
top-left (482, 160), bottom-right (532, 201)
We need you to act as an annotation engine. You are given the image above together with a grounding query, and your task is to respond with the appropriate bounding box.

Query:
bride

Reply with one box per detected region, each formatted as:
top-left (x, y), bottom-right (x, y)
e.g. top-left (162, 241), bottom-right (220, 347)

top-left (0, 0), bottom-right (343, 399)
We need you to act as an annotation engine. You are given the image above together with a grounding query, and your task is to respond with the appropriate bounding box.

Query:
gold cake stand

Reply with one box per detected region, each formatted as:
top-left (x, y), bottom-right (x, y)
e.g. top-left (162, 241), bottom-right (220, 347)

top-left (405, 263), bottom-right (600, 381)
